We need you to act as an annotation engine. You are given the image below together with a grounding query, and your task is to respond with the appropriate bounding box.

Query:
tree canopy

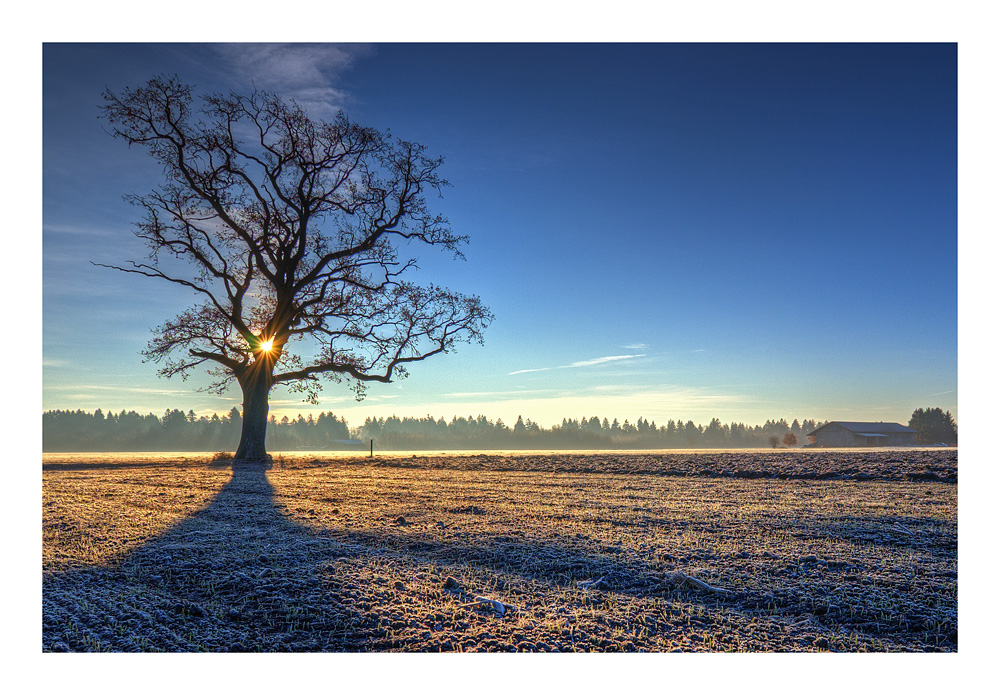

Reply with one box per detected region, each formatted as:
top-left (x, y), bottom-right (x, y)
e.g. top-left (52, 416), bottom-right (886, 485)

top-left (98, 76), bottom-right (491, 461)
top-left (908, 407), bottom-right (958, 444)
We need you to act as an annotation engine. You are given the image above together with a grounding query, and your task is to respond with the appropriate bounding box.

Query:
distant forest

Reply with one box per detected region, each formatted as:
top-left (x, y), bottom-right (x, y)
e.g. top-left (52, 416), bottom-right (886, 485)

top-left (42, 408), bottom-right (829, 452)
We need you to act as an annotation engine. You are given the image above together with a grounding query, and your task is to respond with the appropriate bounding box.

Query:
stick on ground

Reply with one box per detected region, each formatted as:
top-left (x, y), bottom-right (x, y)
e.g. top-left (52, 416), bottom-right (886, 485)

top-left (668, 570), bottom-right (733, 595)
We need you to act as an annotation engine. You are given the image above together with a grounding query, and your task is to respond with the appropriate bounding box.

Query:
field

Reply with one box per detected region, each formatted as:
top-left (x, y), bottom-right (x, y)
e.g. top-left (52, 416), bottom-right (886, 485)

top-left (42, 449), bottom-right (957, 652)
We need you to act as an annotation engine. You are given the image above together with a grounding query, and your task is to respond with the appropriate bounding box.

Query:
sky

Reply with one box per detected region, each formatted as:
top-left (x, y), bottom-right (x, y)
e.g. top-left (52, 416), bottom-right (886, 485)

top-left (42, 42), bottom-right (958, 429)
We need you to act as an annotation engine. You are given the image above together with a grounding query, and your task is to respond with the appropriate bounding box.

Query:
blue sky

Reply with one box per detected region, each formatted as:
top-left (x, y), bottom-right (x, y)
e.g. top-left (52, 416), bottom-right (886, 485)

top-left (42, 43), bottom-right (957, 428)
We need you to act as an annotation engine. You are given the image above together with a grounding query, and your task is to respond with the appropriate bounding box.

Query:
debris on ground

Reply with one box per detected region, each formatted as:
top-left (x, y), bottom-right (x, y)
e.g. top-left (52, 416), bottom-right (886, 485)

top-left (666, 570), bottom-right (733, 595)
top-left (461, 595), bottom-right (516, 617)
top-left (577, 575), bottom-right (609, 590)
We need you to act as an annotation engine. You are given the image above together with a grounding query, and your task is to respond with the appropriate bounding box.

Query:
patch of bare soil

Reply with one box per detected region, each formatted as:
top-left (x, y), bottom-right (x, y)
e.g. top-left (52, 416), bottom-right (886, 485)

top-left (42, 451), bottom-right (957, 652)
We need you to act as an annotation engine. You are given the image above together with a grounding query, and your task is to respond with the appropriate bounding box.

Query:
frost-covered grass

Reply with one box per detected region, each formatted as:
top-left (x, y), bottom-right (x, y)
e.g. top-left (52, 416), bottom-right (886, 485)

top-left (43, 451), bottom-right (957, 652)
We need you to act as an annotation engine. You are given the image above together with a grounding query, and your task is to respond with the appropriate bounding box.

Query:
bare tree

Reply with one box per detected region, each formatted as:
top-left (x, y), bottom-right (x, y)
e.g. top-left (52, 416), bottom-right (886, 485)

top-left (98, 76), bottom-right (492, 464)
top-left (782, 432), bottom-right (797, 448)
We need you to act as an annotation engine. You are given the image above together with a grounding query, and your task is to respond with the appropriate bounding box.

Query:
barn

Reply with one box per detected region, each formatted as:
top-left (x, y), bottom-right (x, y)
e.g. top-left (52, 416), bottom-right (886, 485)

top-left (806, 421), bottom-right (917, 447)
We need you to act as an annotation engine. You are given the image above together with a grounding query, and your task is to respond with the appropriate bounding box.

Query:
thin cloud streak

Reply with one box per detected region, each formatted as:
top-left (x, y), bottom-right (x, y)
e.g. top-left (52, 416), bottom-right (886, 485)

top-left (509, 354), bottom-right (645, 376)
top-left (444, 389), bottom-right (555, 398)
top-left (46, 384), bottom-right (189, 396)
top-left (570, 355), bottom-right (646, 368)
top-left (44, 223), bottom-right (121, 238)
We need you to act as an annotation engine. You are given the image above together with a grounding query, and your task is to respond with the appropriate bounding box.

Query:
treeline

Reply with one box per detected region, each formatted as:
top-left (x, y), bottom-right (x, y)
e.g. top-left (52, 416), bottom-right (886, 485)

top-left (42, 408), bottom-right (351, 452)
top-left (41, 408), bottom-right (823, 451)
top-left (357, 415), bottom-right (823, 450)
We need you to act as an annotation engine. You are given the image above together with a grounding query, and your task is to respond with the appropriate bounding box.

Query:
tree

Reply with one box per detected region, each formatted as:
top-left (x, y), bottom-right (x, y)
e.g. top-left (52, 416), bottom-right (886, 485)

top-left (908, 407), bottom-right (958, 445)
top-left (513, 415), bottom-right (527, 437)
top-left (99, 76), bottom-right (492, 464)
top-left (704, 417), bottom-right (724, 446)
top-left (782, 432), bottom-right (797, 447)
top-left (768, 435), bottom-right (780, 448)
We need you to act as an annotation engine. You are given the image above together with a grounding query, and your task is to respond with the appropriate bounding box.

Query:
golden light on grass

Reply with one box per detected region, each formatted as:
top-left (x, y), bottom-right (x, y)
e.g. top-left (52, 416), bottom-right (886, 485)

top-left (43, 450), bottom-right (958, 652)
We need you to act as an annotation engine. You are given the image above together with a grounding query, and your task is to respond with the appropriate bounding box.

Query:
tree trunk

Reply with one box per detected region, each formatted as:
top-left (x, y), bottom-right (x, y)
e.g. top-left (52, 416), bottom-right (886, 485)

top-left (234, 368), bottom-right (273, 465)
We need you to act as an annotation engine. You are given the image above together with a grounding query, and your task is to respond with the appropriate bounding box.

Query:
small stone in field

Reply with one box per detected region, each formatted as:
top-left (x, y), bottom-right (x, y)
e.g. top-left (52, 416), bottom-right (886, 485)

top-left (394, 516), bottom-right (407, 525)
top-left (800, 554), bottom-right (818, 563)
top-left (394, 581), bottom-right (406, 591)
top-left (443, 576), bottom-right (459, 590)
top-left (813, 636), bottom-right (830, 649)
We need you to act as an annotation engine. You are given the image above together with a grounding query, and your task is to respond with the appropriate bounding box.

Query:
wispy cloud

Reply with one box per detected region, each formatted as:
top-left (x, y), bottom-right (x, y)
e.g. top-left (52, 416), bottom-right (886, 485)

top-left (444, 389), bottom-right (556, 398)
top-left (509, 354), bottom-right (646, 376)
top-left (571, 355), bottom-right (644, 368)
top-left (47, 384), bottom-right (188, 396)
top-left (212, 44), bottom-right (370, 119)
top-left (44, 222), bottom-right (122, 238)
top-left (620, 343), bottom-right (649, 350)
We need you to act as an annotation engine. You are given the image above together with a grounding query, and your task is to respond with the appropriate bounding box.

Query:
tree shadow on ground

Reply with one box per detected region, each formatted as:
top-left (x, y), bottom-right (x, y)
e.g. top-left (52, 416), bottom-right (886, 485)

top-left (43, 465), bottom-right (384, 651)
top-left (44, 464), bottom-right (760, 652)
top-left (43, 466), bottom-right (957, 652)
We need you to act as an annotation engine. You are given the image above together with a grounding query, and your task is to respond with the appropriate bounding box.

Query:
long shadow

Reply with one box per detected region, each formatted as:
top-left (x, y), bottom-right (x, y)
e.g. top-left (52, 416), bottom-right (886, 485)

top-left (790, 515), bottom-right (958, 556)
top-left (43, 465), bottom-right (958, 652)
top-left (44, 464), bottom-right (764, 652)
top-left (43, 465), bottom-right (382, 651)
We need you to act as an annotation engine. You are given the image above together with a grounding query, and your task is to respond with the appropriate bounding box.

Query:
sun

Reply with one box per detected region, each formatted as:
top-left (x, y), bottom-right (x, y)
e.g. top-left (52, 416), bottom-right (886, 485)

top-left (260, 337), bottom-right (274, 353)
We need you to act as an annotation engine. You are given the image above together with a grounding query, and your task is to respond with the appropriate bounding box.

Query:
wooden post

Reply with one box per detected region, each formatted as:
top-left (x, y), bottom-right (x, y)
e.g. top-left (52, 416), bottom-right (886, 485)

top-left (370, 439), bottom-right (373, 458)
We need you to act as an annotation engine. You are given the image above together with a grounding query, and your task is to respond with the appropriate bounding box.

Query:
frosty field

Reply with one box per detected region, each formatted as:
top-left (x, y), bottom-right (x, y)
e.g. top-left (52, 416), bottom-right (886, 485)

top-left (42, 449), bottom-right (957, 652)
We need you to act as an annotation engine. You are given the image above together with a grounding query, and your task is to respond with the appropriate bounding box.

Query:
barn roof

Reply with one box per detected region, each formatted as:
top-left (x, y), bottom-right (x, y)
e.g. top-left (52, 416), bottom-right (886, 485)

top-left (806, 421), bottom-right (916, 436)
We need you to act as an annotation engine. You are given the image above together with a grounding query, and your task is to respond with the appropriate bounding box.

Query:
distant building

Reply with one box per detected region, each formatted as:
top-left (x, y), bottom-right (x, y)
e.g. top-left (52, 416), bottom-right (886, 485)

top-left (806, 421), bottom-right (917, 447)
